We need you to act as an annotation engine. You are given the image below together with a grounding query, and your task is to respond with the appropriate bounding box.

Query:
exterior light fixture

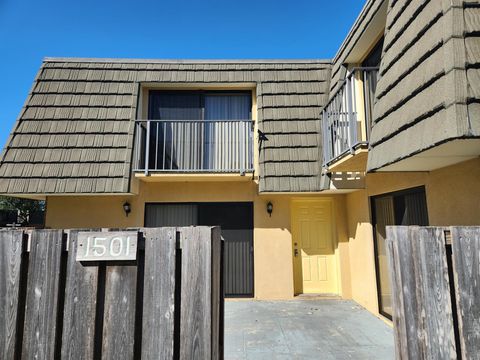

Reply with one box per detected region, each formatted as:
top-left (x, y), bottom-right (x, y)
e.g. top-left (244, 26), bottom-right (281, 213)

top-left (266, 201), bottom-right (273, 217)
top-left (123, 202), bottom-right (131, 217)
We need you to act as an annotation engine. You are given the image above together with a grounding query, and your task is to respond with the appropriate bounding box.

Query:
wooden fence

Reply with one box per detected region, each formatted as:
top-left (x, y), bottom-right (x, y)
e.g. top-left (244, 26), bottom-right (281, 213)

top-left (0, 226), bottom-right (224, 360)
top-left (386, 226), bottom-right (480, 360)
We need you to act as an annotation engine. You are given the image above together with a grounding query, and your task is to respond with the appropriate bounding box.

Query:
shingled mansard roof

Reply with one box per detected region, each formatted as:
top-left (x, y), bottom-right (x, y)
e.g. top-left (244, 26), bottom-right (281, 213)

top-left (0, 59), bottom-right (331, 195)
top-left (368, 0), bottom-right (480, 170)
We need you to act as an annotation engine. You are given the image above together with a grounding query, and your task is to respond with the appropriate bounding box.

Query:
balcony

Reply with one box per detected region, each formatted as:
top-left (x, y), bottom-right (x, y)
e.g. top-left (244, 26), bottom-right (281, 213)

top-left (322, 67), bottom-right (379, 172)
top-left (133, 119), bottom-right (254, 178)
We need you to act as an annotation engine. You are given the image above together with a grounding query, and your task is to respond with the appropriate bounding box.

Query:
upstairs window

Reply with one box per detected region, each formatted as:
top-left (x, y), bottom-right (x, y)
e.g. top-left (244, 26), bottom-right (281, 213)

top-left (148, 91), bottom-right (252, 121)
top-left (362, 37), bottom-right (384, 68)
top-left (322, 38), bottom-right (384, 169)
top-left (362, 37), bottom-right (384, 134)
top-left (134, 90), bottom-right (253, 173)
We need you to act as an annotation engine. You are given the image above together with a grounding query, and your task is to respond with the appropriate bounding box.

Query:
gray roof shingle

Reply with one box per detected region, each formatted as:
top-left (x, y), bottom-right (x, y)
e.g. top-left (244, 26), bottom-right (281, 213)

top-left (367, 0), bottom-right (480, 171)
top-left (0, 58), bottom-right (331, 194)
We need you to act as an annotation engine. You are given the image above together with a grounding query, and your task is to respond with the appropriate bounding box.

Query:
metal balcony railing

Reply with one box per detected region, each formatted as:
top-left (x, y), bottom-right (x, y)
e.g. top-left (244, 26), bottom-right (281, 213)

top-left (133, 120), bottom-right (254, 174)
top-left (322, 67), bottom-right (379, 167)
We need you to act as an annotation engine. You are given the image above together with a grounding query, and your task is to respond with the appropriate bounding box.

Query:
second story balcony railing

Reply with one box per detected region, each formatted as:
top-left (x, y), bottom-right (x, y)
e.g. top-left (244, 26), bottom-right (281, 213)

top-left (322, 67), bottom-right (379, 169)
top-left (133, 120), bottom-right (254, 175)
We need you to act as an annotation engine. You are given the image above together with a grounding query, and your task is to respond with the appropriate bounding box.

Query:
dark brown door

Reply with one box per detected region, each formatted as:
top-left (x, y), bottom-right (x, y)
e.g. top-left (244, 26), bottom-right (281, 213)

top-left (145, 202), bottom-right (254, 297)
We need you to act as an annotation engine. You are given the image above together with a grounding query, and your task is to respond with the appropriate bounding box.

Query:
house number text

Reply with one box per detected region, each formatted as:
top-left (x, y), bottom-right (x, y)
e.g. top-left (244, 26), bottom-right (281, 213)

top-left (76, 231), bottom-right (138, 261)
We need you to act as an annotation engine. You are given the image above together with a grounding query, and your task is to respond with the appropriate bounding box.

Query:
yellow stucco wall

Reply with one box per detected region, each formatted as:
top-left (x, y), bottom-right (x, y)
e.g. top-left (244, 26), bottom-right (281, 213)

top-left (253, 194), bottom-right (294, 299)
top-left (44, 158), bottom-right (479, 308)
top-left (45, 180), bottom-right (351, 300)
top-left (345, 157), bottom-right (480, 317)
top-left (331, 195), bottom-right (352, 299)
top-left (426, 158), bottom-right (480, 226)
top-left (345, 189), bottom-right (378, 314)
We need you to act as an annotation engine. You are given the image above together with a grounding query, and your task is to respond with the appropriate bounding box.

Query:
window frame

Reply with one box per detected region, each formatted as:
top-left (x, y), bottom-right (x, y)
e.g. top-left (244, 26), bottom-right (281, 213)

top-left (370, 185), bottom-right (429, 320)
top-left (148, 90), bottom-right (253, 121)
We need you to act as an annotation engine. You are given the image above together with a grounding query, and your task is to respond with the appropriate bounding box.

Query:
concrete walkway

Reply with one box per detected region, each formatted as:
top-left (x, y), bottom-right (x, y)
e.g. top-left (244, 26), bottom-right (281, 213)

top-left (224, 299), bottom-right (394, 360)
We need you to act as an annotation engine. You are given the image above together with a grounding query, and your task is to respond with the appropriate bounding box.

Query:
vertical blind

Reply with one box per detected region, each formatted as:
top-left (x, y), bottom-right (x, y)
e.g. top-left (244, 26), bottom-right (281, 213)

top-left (149, 93), bottom-right (203, 120)
top-left (372, 187), bottom-right (429, 319)
top-left (362, 37), bottom-right (383, 137)
top-left (373, 196), bottom-right (395, 318)
top-left (204, 94), bottom-right (252, 170)
top-left (144, 204), bottom-right (198, 227)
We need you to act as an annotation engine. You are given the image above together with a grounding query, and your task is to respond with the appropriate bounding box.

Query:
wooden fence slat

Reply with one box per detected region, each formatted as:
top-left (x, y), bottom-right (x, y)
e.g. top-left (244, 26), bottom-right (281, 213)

top-left (61, 230), bottom-right (99, 360)
top-left (0, 226), bottom-right (223, 359)
top-left (0, 230), bottom-right (24, 360)
top-left (179, 226), bottom-right (212, 360)
top-left (141, 227), bottom-right (176, 360)
top-left (415, 227), bottom-right (456, 359)
top-left (386, 226), bottom-right (421, 360)
top-left (102, 265), bottom-right (137, 360)
top-left (451, 226), bottom-right (480, 360)
top-left (386, 226), bottom-right (419, 360)
top-left (210, 227), bottom-right (222, 360)
top-left (385, 232), bottom-right (403, 360)
top-left (22, 230), bottom-right (64, 360)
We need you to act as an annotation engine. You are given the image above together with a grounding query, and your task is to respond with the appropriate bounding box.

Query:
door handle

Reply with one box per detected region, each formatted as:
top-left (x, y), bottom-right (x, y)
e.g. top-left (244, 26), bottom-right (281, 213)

top-left (294, 249), bottom-right (299, 257)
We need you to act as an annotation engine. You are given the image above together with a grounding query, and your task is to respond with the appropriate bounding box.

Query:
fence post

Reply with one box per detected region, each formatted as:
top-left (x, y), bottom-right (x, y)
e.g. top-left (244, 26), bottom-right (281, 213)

top-left (141, 227), bottom-right (176, 360)
top-left (386, 226), bottom-right (468, 360)
top-left (386, 226), bottom-right (421, 360)
top-left (451, 226), bottom-right (480, 360)
top-left (61, 230), bottom-right (99, 359)
top-left (0, 230), bottom-right (25, 360)
top-left (22, 229), bottom-right (65, 360)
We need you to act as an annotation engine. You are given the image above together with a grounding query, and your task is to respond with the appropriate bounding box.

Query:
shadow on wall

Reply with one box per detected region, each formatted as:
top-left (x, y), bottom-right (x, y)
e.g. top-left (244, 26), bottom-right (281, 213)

top-left (344, 190), bottom-right (379, 312)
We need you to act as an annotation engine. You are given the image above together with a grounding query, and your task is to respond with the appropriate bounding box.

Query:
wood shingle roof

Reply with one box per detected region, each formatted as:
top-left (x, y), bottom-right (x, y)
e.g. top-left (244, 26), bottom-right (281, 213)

top-left (0, 58), bottom-right (331, 194)
top-left (367, 0), bottom-right (480, 171)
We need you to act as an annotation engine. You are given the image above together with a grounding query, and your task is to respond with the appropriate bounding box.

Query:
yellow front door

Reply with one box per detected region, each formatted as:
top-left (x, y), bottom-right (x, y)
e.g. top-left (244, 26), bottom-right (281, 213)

top-left (292, 200), bottom-right (338, 294)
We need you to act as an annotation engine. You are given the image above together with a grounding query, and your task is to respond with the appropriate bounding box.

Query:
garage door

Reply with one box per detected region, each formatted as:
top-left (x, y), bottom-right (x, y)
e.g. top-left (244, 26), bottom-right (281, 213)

top-left (145, 202), bottom-right (254, 297)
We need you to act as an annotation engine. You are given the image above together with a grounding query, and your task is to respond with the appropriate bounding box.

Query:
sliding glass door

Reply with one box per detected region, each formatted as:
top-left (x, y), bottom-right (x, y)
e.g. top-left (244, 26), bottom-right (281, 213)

top-left (148, 93), bottom-right (202, 170)
top-left (147, 91), bottom-right (252, 171)
top-left (371, 186), bottom-right (429, 319)
top-left (204, 94), bottom-right (251, 170)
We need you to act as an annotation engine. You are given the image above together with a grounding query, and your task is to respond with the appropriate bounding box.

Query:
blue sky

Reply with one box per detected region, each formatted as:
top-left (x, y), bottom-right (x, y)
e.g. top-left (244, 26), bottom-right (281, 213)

top-left (0, 0), bottom-right (364, 149)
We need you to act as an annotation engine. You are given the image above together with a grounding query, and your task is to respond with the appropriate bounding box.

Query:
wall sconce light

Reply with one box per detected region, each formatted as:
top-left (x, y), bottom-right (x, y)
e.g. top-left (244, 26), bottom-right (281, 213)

top-left (123, 202), bottom-right (131, 217)
top-left (266, 201), bottom-right (273, 217)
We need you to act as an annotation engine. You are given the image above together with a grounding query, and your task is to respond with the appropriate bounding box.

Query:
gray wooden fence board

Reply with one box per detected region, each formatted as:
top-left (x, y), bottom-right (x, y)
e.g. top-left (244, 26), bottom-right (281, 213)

top-left (179, 226), bottom-right (212, 360)
top-left (61, 230), bottom-right (98, 360)
top-left (141, 227), bottom-right (176, 360)
top-left (386, 226), bottom-right (423, 360)
top-left (0, 230), bottom-right (24, 360)
top-left (102, 264), bottom-right (137, 360)
top-left (415, 227), bottom-right (456, 359)
top-left (210, 227), bottom-right (222, 360)
top-left (451, 226), bottom-right (480, 360)
top-left (385, 232), bottom-right (404, 360)
top-left (22, 229), bottom-right (64, 360)
top-left (0, 226), bottom-right (223, 359)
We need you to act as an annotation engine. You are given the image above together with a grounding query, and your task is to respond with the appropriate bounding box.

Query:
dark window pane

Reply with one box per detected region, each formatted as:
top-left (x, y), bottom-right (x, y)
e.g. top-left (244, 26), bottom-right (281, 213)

top-left (144, 203), bottom-right (198, 227)
top-left (403, 191), bottom-right (429, 225)
top-left (372, 186), bottom-right (429, 319)
top-left (149, 92), bottom-right (202, 120)
top-left (197, 202), bottom-right (253, 229)
top-left (373, 196), bottom-right (395, 318)
top-left (144, 202), bottom-right (254, 296)
top-left (146, 91), bottom-right (251, 171)
top-left (362, 37), bottom-right (384, 67)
